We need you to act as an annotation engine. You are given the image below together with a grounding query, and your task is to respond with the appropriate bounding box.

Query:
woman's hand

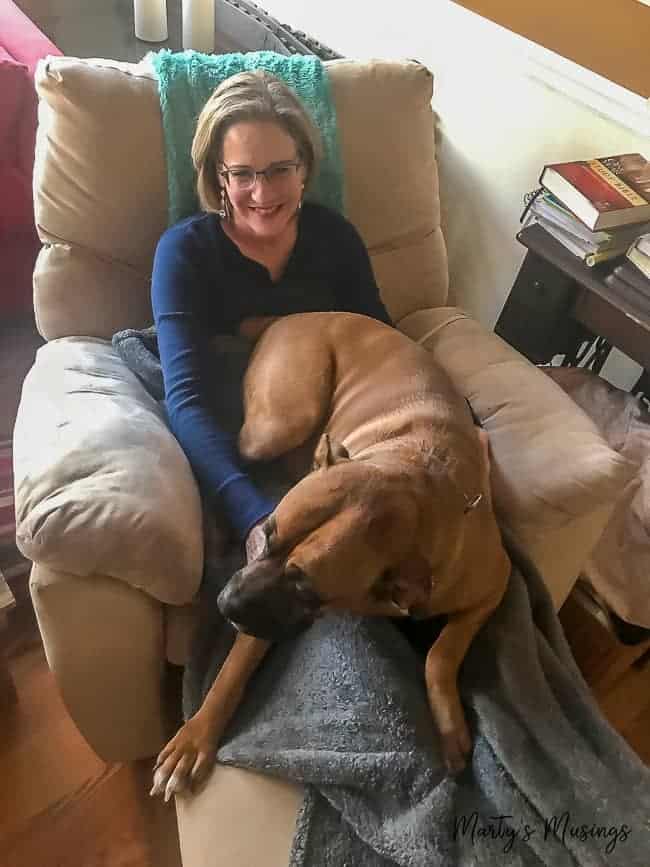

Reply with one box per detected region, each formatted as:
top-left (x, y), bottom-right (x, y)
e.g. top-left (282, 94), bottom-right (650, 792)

top-left (238, 316), bottom-right (280, 342)
top-left (245, 519), bottom-right (268, 564)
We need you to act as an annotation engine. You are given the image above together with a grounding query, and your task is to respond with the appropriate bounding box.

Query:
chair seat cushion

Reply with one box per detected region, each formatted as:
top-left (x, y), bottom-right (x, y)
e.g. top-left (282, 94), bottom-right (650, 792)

top-left (176, 764), bottom-right (302, 867)
top-left (399, 307), bottom-right (638, 608)
top-left (13, 338), bottom-right (204, 604)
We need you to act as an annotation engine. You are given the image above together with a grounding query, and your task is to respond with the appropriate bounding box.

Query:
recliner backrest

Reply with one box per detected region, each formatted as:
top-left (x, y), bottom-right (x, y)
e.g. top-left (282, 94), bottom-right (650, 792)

top-left (32, 55), bottom-right (448, 338)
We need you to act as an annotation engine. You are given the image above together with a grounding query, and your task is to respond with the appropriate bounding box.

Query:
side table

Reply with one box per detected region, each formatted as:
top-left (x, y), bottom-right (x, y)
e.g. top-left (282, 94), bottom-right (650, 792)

top-left (495, 223), bottom-right (650, 398)
top-left (0, 570), bottom-right (17, 706)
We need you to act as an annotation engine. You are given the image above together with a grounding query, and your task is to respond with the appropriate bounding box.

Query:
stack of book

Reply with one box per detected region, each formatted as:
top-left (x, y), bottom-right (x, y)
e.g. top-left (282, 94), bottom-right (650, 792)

top-left (604, 233), bottom-right (650, 296)
top-left (522, 152), bottom-right (650, 268)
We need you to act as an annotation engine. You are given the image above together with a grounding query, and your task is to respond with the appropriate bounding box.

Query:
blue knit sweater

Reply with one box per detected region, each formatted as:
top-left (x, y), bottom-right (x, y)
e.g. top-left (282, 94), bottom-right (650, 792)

top-left (151, 202), bottom-right (392, 541)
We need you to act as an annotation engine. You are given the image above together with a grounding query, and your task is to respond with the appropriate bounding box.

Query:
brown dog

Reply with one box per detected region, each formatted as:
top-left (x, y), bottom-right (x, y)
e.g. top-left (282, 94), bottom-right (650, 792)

top-left (151, 312), bottom-right (510, 801)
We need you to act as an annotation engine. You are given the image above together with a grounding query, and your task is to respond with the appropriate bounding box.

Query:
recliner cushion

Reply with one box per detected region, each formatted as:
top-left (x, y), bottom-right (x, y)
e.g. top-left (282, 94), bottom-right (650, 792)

top-left (13, 337), bottom-right (204, 604)
top-left (399, 307), bottom-right (638, 608)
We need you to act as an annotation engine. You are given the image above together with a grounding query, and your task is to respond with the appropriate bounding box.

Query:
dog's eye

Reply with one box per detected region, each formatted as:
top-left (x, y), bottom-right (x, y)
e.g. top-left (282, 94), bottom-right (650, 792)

top-left (285, 563), bottom-right (308, 588)
top-left (285, 564), bottom-right (323, 612)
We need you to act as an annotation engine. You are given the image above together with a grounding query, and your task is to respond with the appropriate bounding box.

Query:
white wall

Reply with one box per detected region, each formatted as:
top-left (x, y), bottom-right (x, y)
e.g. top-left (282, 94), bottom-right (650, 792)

top-left (262, 0), bottom-right (649, 388)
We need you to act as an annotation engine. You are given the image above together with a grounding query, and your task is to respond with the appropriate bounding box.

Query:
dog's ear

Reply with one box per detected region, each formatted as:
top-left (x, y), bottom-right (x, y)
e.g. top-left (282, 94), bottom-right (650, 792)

top-left (313, 433), bottom-right (350, 470)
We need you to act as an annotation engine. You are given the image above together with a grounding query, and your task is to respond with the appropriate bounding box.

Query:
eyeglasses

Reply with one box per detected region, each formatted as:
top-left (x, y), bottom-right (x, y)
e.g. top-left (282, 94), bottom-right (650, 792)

top-left (219, 160), bottom-right (302, 192)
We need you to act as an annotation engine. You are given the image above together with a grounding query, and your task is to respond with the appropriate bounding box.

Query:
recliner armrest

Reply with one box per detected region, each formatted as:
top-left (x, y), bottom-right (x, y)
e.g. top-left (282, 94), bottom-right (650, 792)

top-left (13, 337), bottom-right (204, 605)
top-left (398, 307), bottom-right (638, 608)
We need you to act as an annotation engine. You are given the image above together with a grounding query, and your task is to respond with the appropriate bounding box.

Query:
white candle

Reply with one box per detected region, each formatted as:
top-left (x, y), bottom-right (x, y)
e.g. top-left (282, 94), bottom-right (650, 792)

top-left (182, 0), bottom-right (215, 53)
top-left (134, 0), bottom-right (168, 42)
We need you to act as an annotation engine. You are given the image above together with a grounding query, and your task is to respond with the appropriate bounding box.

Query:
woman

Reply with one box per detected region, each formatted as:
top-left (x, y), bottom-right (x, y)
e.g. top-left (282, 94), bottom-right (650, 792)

top-left (152, 70), bottom-right (392, 563)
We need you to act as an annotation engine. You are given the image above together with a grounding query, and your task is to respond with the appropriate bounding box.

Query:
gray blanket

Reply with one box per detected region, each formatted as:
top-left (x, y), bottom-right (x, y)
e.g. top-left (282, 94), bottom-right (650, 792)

top-left (113, 326), bottom-right (650, 866)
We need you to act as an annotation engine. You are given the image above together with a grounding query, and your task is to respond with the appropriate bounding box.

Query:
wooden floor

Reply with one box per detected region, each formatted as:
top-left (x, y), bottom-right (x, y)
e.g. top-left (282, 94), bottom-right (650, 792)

top-left (559, 590), bottom-right (650, 765)
top-left (0, 582), bottom-right (182, 867)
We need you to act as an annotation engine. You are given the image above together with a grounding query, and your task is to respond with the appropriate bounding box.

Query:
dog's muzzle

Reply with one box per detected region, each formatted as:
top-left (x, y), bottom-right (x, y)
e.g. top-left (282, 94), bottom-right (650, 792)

top-left (217, 563), bottom-right (322, 641)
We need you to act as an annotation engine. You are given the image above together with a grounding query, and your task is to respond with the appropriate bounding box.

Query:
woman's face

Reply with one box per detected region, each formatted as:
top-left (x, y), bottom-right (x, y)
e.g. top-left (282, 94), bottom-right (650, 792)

top-left (220, 120), bottom-right (306, 243)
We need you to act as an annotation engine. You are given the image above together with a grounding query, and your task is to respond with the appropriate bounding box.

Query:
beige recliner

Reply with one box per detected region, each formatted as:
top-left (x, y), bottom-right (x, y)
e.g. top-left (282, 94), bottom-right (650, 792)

top-left (13, 54), bottom-right (634, 865)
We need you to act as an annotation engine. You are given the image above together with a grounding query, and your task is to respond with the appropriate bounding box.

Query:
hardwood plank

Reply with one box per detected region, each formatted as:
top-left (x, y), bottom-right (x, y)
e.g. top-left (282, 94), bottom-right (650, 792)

top-left (0, 624), bottom-right (181, 866)
top-left (0, 645), bottom-right (106, 828)
top-left (3, 759), bottom-right (181, 867)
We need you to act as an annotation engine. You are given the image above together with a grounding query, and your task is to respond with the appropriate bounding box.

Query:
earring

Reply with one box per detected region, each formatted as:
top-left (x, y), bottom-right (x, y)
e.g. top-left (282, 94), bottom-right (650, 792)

top-left (218, 191), bottom-right (230, 220)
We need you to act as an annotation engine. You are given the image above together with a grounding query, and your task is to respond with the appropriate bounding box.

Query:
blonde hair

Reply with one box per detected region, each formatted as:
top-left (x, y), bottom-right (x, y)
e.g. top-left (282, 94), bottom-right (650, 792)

top-left (191, 70), bottom-right (322, 215)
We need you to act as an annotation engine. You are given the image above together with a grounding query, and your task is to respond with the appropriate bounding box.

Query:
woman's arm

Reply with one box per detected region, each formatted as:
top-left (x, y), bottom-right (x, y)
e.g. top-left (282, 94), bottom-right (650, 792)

top-left (152, 223), bottom-right (275, 541)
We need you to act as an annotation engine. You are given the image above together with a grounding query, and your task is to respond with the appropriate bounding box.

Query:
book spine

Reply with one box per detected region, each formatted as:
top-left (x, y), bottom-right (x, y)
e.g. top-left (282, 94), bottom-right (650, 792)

top-left (588, 160), bottom-right (647, 207)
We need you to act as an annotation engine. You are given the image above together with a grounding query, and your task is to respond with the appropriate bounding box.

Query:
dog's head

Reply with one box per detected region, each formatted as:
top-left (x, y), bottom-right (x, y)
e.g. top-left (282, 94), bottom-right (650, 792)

top-left (217, 434), bottom-right (444, 641)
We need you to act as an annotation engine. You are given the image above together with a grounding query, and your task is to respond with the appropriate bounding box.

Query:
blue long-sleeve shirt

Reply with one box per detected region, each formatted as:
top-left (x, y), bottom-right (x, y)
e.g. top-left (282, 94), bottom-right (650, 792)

top-left (151, 201), bottom-right (392, 540)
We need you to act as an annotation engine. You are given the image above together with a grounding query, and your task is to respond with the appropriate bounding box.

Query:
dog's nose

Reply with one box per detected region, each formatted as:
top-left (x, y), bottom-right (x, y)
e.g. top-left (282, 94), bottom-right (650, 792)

top-left (216, 582), bottom-right (245, 626)
top-left (217, 579), bottom-right (318, 641)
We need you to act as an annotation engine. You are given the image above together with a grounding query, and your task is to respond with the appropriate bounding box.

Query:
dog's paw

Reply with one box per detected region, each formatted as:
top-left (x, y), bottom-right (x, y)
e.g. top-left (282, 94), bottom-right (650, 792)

top-left (150, 715), bottom-right (220, 802)
top-left (439, 720), bottom-right (472, 776)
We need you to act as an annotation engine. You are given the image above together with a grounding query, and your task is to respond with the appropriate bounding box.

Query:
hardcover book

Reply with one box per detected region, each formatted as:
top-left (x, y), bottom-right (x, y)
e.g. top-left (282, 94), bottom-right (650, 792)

top-left (540, 153), bottom-right (650, 231)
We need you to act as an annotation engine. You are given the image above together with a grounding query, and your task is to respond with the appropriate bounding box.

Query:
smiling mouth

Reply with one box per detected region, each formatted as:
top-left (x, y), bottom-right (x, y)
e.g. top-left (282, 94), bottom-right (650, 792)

top-left (250, 204), bottom-right (283, 214)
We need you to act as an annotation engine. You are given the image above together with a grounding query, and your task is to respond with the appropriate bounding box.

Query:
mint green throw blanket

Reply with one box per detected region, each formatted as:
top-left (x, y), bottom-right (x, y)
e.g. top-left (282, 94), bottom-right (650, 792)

top-left (151, 49), bottom-right (345, 225)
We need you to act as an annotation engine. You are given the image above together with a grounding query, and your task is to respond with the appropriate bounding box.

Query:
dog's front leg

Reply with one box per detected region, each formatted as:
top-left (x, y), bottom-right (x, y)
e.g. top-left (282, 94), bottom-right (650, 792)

top-left (424, 594), bottom-right (502, 775)
top-left (150, 633), bottom-right (271, 801)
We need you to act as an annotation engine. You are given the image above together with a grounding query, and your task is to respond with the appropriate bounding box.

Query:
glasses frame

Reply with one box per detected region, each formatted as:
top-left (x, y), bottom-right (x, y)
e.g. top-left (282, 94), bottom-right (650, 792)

top-left (218, 159), bottom-right (303, 191)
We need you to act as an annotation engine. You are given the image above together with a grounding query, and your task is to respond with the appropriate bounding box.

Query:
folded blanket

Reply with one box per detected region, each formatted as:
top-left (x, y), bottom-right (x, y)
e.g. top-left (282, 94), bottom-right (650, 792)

top-left (150, 49), bottom-right (345, 225)
top-left (114, 325), bottom-right (650, 866)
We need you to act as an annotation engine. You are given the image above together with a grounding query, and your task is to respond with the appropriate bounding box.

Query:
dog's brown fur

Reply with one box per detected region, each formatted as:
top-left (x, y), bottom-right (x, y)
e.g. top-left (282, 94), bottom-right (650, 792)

top-left (151, 313), bottom-right (510, 801)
